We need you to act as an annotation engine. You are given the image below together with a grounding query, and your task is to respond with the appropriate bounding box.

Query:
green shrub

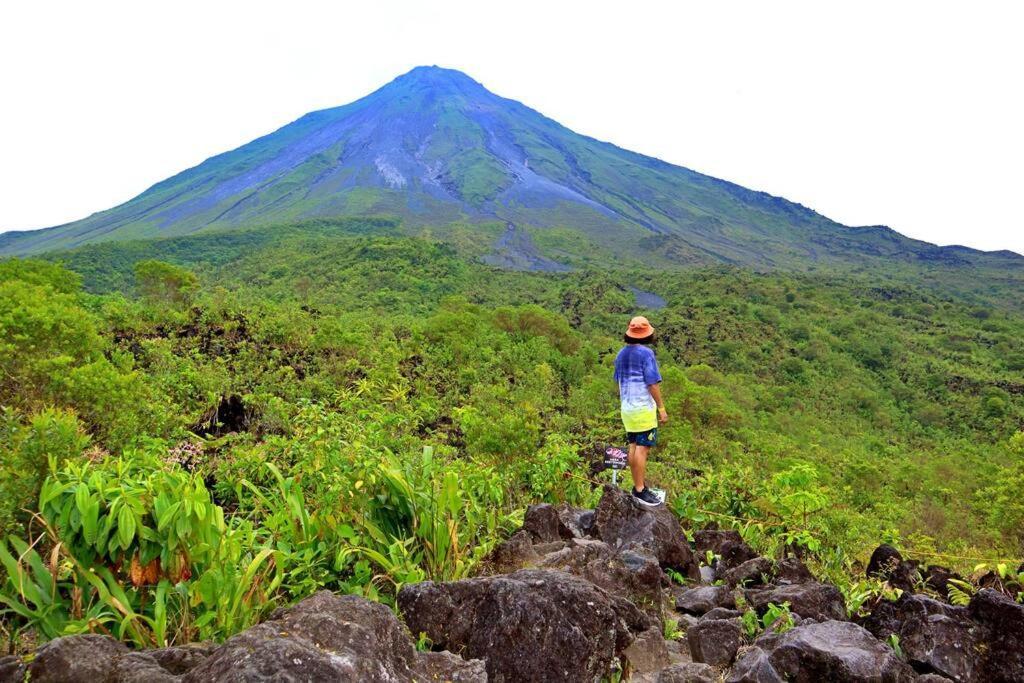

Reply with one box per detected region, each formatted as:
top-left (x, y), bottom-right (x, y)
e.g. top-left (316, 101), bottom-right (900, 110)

top-left (0, 408), bottom-right (88, 540)
top-left (134, 260), bottom-right (198, 306)
top-left (0, 258), bottom-right (82, 293)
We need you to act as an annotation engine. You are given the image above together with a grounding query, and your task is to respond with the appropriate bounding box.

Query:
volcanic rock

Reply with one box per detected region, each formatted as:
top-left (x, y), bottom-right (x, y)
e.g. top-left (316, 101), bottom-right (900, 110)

top-left (767, 620), bottom-right (916, 682)
top-left (623, 628), bottom-right (672, 676)
top-left (658, 661), bottom-right (719, 682)
top-left (522, 504), bottom-right (565, 542)
top-left (687, 618), bottom-right (742, 666)
top-left (694, 529), bottom-right (758, 572)
top-left (866, 544), bottom-right (919, 592)
top-left (745, 581), bottom-right (847, 622)
top-left (675, 584), bottom-right (736, 616)
top-left (594, 485), bottom-right (700, 579)
top-left (774, 557), bottom-right (814, 585)
top-left (109, 652), bottom-right (180, 683)
top-left (581, 548), bottom-right (667, 617)
top-left (183, 591), bottom-right (424, 682)
top-left (483, 529), bottom-right (541, 573)
top-left (922, 565), bottom-right (962, 598)
top-left (726, 647), bottom-right (784, 683)
top-left (968, 588), bottom-right (1024, 682)
top-left (399, 568), bottom-right (649, 683)
top-left (415, 650), bottom-right (488, 682)
top-left (0, 657), bottom-right (26, 683)
top-left (723, 557), bottom-right (775, 588)
top-left (27, 634), bottom-right (128, 683)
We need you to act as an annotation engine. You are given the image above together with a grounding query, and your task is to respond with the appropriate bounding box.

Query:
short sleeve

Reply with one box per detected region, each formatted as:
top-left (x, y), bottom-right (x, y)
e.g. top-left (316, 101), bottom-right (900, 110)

top-left (642, 351), bottom-right (662, 385)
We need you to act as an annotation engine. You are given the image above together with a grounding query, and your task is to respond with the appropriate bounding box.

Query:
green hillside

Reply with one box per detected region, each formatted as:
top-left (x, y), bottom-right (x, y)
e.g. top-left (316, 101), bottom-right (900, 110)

top-left (1, 225), bottom-right (1022, 648)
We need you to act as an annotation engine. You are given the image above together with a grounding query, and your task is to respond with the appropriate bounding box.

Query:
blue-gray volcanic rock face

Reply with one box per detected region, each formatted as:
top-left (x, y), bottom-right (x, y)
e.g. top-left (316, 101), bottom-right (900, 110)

top-left (2, 65), bottom-right (1020, 270)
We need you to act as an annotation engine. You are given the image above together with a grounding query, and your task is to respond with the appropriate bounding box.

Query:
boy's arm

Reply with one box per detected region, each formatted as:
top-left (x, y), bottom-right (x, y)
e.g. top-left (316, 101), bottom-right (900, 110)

top-left (643, 351), bottom-right (667, 423)
top-left (648, 383), bottom-right (668, 423)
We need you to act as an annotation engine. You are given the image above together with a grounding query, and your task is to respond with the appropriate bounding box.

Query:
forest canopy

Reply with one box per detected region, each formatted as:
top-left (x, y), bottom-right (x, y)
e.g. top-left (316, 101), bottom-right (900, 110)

top-left (1, 222), bottom-right (1022, 648)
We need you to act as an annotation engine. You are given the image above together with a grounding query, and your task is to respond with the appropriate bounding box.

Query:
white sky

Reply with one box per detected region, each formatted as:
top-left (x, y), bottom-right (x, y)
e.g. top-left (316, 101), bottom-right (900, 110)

top-left (1, 0), bottom-right (1022, 254)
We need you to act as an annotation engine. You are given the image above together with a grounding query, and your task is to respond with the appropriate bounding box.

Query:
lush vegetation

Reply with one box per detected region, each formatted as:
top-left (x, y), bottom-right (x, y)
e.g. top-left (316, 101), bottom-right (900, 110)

top-left (1, 223), bottom-right (1022, 651)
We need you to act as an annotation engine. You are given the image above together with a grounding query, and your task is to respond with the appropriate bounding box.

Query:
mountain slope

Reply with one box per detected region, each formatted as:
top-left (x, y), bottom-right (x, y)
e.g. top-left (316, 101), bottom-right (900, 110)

top-left (1, 65), bottom-right (1021, 273)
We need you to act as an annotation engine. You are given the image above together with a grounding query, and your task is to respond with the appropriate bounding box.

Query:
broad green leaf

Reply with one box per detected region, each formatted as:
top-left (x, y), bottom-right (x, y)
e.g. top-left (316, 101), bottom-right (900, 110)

top-left (117, 504), bottom-right (136, 550)
top-left (157, 501), bottom-right (181, 532)
top-left (82, 499), bottom-right (100, 545)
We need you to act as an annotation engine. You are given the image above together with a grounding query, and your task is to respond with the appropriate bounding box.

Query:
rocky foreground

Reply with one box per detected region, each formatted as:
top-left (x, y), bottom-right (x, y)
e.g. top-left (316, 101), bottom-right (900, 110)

top-left (3, 485), bottom-right (1023, 682)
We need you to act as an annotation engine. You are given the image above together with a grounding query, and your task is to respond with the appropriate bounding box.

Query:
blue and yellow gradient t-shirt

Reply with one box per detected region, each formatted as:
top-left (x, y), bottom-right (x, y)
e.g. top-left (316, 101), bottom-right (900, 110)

top-left (613, 344), bottom-right (662, 432)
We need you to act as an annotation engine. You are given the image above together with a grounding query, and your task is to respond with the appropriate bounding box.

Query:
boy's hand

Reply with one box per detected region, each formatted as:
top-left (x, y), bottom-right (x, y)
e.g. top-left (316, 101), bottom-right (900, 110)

top-left (658, 408), bottom-right (668, 424)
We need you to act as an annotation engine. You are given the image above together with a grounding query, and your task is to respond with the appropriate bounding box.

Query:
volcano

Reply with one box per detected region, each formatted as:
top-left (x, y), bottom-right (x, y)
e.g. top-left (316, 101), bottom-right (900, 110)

top-left (2, 65), bottom-right (1020, 271)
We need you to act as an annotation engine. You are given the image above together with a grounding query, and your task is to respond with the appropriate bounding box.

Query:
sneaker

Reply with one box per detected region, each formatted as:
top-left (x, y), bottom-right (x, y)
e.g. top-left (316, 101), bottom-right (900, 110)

top-left (632, 487), bottom-right (663, 507)
top-left (648, 486), bottom-right (667, 503)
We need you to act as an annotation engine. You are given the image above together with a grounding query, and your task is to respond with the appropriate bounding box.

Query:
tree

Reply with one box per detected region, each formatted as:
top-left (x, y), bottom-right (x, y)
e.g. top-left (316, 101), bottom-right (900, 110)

top-left (134, 260), bottom-right (198, 306)
top-left (0, 258), bottom-right (81, 293)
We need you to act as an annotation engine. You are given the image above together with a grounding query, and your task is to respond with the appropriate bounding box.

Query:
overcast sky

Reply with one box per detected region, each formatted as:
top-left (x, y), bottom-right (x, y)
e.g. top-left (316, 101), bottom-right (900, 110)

top-left (2, 1), bottom-right (1021, 253)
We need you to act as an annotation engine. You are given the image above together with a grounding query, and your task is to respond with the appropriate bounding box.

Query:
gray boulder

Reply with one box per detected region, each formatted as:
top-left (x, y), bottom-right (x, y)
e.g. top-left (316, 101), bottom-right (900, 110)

top-left (774, 557), bottom-right (814, 585)
top-left (0, 656), bottom-right (26, 683)
top-left (581, 548), bottom-right (667, 617)
top-left (557, 505), bottom-right (597, 539)
top-left (723, 557), bottom-right (775, 588)
top-left (109, 652), bottom-right (180, 683)
top-left (694, 529), bottom-right (744, 555)
top-left (701, 607), bottom-right (743, 621)
top-left (745, 581), bottom-right (847, 622)
top-left (522, 503), bottom-right (597, 543)
top-left (687, 618), bottom-right (742, 666)
top-left (149, 644), bottom-right (214, 675)
top-left (866, 544), bottom-right (918, 593)
top-left (658, 661), bottom-right (719, 682)
top-left (27, 634), bottom-right (128, 683)
top-left (183, 591), bottom-right (424, 682)
top-left (767, 620), bottom-right (916, 682)
top-left (532, 540), bottom-right (568, 555)
top-left (694, 529), bottom-right (758, 573)
top-left (968, 588), bottom-right (1024, 682)
top-left (923, 565), bottom-right (962, 598)
top-left (399, 568), bottom-right (649, 683)
top-left (861, 593), bottom-right (979, 682)
top-left (533, 537), bottom-right (666, 617)
top-left (623, 628), bottom-right (672, 677)
top-left (675, 584), bottom-right (736, 616)
top-left (522, 504), bottom-right (565, 542)
top-left (593, 485), bottom-right (700, 580)
top-left (900, 613), bottom-right (979, 682)
top-left (483, 529), bottom-right (541, 574)
top-left (537, 537), bottom-right (610, 571)
top-left (726, 647), bottom-right (784, 683)
top-left (676, 613), bottom-right (701, 632)
top-left (415, 650), bottom-right (488, 682)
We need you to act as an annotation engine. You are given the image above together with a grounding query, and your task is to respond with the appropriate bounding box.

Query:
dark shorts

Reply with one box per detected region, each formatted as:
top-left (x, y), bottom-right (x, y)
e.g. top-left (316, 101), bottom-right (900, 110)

top-left (626, 428), bottom-right (658, 447)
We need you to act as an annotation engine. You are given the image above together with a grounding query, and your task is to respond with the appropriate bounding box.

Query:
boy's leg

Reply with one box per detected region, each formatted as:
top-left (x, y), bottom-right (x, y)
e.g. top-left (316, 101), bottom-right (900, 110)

top-left (645, 443), bottom-right (665, 502)
top-left (627, 441), bottom-right (638, 489)
top-left (629, 445), bottom-right (649, 491)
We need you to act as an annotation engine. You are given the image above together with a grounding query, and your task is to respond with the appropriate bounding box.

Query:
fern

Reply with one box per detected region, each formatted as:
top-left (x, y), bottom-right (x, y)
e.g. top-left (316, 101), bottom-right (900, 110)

top-left (947, 578), bottom-right (975, 606)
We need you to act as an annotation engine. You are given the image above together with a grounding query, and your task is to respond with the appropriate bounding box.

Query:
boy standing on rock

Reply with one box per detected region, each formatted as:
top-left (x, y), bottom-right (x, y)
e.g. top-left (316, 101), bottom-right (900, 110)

top-left (614, 316), bottom-right (667, 507)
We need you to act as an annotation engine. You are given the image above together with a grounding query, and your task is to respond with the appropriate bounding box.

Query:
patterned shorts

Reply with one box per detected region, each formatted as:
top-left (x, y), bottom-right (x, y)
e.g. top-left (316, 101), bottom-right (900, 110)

top-left (626, 428), bottom-right (658, 447)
